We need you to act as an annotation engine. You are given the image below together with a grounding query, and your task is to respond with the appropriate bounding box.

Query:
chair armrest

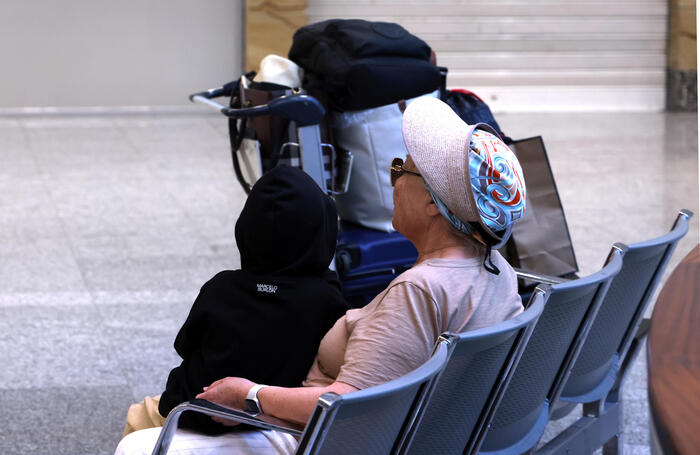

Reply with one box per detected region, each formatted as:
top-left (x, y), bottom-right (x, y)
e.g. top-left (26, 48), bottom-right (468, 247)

top-left (151, 399), bottom-right (304, 455)
top-left (513, 268), bottom-right (570, 285)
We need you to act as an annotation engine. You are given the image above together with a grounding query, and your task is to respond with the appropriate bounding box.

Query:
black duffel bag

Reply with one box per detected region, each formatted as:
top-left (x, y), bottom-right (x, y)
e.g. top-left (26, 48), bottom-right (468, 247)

top-left (445, 89), bottom-right (505, 137)
top-left (289, 19), bottom-right (441, 111)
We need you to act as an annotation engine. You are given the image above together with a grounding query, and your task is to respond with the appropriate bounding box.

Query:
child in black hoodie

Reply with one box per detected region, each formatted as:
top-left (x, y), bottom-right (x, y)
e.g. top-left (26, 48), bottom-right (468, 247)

top-left (124, 166), bottom-right (348, 436)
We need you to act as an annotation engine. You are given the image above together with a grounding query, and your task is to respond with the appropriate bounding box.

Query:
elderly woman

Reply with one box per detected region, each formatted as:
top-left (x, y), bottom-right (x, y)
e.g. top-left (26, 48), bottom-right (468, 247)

top-left (116, 96), bottom-right (527, 455)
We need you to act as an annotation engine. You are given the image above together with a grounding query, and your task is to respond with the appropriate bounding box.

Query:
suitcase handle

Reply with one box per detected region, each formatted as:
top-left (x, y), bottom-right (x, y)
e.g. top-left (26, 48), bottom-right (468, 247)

top-left (190, 89), bottom-right (325, 126)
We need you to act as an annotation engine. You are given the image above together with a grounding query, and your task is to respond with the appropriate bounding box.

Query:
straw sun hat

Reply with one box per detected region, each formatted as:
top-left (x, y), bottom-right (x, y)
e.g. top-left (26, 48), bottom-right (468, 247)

top-left (401, 96), bottom-right (526, 248)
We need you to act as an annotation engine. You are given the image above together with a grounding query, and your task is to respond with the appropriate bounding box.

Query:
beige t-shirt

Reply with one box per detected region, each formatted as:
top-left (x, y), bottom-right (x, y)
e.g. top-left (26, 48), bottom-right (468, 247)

top-left (303, 251), bottom-right (523, 390)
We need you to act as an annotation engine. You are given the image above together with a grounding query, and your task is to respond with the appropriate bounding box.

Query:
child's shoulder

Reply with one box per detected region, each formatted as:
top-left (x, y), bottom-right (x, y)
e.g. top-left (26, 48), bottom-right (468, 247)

top-left (209, 269), bottom-right (238, 280)
top-left (201, 270), bottom-right (241, 290)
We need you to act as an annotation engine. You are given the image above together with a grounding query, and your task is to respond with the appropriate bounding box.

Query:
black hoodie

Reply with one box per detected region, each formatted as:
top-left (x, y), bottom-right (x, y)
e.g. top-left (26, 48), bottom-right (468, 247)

top-left (158, 166), bottom-right (348, 434)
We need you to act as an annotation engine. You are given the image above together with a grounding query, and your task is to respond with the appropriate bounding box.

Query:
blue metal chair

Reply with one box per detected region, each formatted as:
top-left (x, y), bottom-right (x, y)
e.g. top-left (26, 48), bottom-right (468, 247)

top-left (537, 209), bottom-right (694, 455)
top-left (400, 287), bottom-right (548, 455)
top-left (479, 246), bottom-right (625, 455)
top-left (151, 337), bottom-right (451, 455)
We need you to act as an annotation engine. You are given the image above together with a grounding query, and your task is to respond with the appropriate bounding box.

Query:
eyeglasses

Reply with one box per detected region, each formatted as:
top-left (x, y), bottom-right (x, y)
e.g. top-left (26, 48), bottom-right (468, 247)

top-left (390, 157), bottom-right (422, 187)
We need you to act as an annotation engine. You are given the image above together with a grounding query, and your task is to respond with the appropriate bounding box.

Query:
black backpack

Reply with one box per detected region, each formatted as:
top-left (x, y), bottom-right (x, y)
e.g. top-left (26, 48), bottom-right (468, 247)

top-left (445, 89), bottom-right (505, 138)
top-left (289, 19), bottom-right (441, 111)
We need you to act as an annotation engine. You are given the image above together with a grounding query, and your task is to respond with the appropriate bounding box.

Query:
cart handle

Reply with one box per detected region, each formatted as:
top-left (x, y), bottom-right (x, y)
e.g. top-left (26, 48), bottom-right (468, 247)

top-left (190, 89), bottom-right (325, 126)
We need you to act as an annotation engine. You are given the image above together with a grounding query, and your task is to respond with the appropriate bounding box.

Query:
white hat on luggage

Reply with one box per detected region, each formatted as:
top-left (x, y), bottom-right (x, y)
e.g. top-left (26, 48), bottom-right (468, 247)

top-left (253, 55), bottom-right (304, 88)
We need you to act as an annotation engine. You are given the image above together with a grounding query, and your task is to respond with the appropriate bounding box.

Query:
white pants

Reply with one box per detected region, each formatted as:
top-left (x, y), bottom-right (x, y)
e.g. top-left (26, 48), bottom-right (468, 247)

top-left (115, 427), bottom-right (298, 455)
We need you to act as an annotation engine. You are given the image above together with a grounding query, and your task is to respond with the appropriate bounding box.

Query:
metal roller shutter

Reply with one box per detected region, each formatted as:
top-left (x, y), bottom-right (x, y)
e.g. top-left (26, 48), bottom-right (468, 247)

top-left (308, 0), bottom-right (668, 112)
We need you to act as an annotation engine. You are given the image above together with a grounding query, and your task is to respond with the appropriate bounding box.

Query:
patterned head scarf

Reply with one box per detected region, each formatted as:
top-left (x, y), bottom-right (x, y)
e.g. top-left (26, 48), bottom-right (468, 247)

top-left (468, 128), bottom-right (526, 235)
top-left (402, 97), bottom-right (527, 274)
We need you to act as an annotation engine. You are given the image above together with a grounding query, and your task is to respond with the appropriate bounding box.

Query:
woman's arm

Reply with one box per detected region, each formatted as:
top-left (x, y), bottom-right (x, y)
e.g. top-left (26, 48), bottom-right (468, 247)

top-left (196, 377), bottom-right (358, 425)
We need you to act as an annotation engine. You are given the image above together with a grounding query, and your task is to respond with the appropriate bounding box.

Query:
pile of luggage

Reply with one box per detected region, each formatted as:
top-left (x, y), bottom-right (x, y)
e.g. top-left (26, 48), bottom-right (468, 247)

top-left (191, 19), bottom-right (579, 306)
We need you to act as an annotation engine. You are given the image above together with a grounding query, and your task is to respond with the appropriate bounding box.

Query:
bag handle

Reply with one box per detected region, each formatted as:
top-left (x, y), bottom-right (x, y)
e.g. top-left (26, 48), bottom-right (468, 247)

top-left (447, 88), bottom-right (512, 142)
top-left (438, 66), bottom-right (448, 101)
top-left (449, 88), bottom-right (486, 103)
top-left (229, 72), bottom-right (257, 194)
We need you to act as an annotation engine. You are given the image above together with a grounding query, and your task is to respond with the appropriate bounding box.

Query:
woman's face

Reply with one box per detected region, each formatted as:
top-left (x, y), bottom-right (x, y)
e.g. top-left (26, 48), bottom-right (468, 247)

top-left (392, 155), bottom-right (429, 238)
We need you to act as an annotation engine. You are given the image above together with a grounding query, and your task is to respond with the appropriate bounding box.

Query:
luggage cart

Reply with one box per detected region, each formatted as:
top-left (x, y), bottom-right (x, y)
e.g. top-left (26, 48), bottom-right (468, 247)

top-left (191, 84), bottom-right (417, 307)
top-left (190, 87), bottom-right (347, 194)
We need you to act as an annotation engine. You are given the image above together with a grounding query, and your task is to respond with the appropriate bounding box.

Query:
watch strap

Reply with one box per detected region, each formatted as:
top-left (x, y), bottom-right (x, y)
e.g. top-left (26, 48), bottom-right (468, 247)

top-left (246, 383), bottom-right (268, 413)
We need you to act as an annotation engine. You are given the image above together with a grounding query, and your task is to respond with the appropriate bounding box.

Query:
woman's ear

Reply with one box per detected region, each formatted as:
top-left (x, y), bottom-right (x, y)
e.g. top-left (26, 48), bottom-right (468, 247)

top-left (424, 191), bottom-right (440, 217)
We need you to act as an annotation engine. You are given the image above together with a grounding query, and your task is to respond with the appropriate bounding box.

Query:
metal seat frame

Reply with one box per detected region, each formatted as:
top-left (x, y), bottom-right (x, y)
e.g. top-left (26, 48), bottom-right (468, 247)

top-left (399, 287), bottom-right (548, 455)
top-left (151, 338), bottom-right (451, 455)
top-left (480, 246), bottom-right (625, 454)
top-left (534, 209), bottom-right (693, 455)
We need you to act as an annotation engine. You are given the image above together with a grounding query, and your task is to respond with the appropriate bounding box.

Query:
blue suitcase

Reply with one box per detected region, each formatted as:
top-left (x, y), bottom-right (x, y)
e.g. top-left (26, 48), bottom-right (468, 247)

top-left (335, 222), bottom-right (417, 307)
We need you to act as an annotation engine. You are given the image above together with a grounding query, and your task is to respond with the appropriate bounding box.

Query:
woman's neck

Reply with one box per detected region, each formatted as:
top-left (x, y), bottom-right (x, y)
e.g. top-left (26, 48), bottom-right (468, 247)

top-left (416, 243), bottom-right (477, 263)
top-left (406, 215), bottom-right (483, 264)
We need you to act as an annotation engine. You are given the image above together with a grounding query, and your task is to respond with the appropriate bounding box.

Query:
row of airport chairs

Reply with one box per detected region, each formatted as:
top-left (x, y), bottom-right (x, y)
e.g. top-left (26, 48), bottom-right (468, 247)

top-left (152, 209), bottom-right (693, 455)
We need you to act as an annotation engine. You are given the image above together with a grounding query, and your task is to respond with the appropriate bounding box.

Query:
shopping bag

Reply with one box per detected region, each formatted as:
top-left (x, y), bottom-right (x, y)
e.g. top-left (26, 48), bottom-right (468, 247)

top-left (501, 136), bottom-right (578, 277)
top-left (331, 91), bottom-right (438, 232)
top-left (331, 102), bottom-right (403, 232)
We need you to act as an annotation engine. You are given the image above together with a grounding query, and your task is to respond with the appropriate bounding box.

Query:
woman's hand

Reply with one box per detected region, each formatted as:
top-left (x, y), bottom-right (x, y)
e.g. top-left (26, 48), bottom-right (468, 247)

top-left (196, 377), bottom-right (257, 426)
top-left (196, 376), bottom-right (254, 410)
top-left (196, 377), bottom-right (359, 426)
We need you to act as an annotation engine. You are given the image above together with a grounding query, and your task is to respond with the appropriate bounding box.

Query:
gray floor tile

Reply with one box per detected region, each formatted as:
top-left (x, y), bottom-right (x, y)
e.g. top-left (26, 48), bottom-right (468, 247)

top-left (0, 385), bottom-right (134, 455)
top-left (49, 176), bottom-right (182, 219)
top-left (0, 178), bottom-right (64, 243)
top-left (0, 237), bottom-right (87, 294)
top-left (622, 444), bottom-right (652, 455)
top-left (0, 111), bottom-right (695, 454)
top-left (206, 115), bottom-right (230, 137)
top-left (140, 143), bottom-right (231, 180)
top-left (49, 184), bottom-right (185, 239)
top-left (161, 176), bottom-right (246, 216)
top-left (497, 112), bottom-right (662, 143)
top-left (0, 305), bottom-right (126, 389)
top-left (0, 129), bottom-right (39, 177)
top-left (623, 350), bottom-right (648, 402)
top-left (89, 289), bottom-right (198, 307)
top-left (22, 117), bottom-right (123, 143)
top-left (0, 118), bottom-right (24, 134)
top-left (0, 291), bottom-right (93, 308)
top-left (76, 255), bottom-right (207, 294)
top-left (67, 224), bottom-right (204, 261)
top-left (623, 397), bottom-right (651, 446)
top-left (539, 406), bottom-right (582, 446)
top-left (97, 302), bottom-right (189, 401)
top-left (115, 115), bottom-right (223, 144)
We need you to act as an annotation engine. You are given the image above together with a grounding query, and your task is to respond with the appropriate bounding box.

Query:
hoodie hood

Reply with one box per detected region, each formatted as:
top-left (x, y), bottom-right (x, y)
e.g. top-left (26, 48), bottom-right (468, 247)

top-left (235, 165), bottom-right (338, 275)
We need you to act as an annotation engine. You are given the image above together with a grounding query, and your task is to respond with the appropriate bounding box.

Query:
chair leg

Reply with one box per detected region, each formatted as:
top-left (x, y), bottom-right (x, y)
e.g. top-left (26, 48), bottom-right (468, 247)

top-left (601, 396), bottom-right (623, 455)
top-left (602, 434), bottom-right (622, 455)
top-left (582, 400), bottom-right (604, 418)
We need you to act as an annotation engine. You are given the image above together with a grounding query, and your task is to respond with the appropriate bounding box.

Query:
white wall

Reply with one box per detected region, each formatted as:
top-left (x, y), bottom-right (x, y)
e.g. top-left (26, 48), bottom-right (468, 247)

top-left (2, 1), bottom-right (669, 112)
top-left (0, 0), bottom-right (244, 109)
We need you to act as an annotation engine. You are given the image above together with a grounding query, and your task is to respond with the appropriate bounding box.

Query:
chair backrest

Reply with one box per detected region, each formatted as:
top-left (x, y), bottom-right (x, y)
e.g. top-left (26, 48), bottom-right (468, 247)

top-left (479, 247), bottom-right (625, 454)
top-left (560, 209), bottom-right (693, 402)
top-left (297, 338), bottom-right (450, 455)
top-left (400, 288), bottom-right (547, 455)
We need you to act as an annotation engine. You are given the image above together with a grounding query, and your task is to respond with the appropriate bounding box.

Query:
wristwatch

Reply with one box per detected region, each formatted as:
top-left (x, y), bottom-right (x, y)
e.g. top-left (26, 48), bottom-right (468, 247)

top-left (244, 384), bottom-right (268, 415)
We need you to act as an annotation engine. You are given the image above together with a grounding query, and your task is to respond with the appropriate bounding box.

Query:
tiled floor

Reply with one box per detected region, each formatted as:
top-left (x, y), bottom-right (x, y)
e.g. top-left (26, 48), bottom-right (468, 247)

top-left (0, 110), bottom-right (697, 455)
